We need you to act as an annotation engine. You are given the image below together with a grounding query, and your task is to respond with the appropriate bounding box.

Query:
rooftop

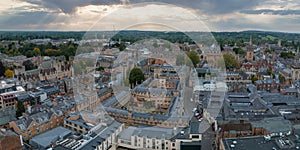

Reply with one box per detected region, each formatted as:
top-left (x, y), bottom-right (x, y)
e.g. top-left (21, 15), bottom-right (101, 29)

top-left (222, 135), bottom-right (300, 150)
top-left (29, 126), bottom-right (73, 149)
top-left (119, 126), bottom-right (175, 140)
top-left (251, 117), bottom-right (292, 134)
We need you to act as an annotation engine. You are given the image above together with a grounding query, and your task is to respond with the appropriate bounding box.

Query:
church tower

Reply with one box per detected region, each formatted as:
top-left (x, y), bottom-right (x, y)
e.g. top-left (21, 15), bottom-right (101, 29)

top-left (246, 35), bottom-right (254, 61)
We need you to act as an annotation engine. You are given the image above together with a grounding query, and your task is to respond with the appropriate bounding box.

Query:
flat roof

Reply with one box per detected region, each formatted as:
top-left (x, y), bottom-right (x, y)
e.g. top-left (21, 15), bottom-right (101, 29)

top-left (222, 136), bottom-right (278, 150)
top-left (29, 126), bottom-right (73, 148)
top-left (251, 117), bottom-right (292, 133)
top-left (119, 126), bottom-right (175, 140)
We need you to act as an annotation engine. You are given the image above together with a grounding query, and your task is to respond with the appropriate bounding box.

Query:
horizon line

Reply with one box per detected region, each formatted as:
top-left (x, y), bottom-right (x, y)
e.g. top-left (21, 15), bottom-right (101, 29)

top-left (0, 29), bottom-right (299, 34)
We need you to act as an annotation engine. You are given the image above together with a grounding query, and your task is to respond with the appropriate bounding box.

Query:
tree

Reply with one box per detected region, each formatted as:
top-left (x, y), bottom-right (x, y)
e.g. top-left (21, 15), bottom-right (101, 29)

top-left (23, 60), bottom-right (36, 71)
top-left (96, 66), bottom-right (105, 71)
top-left (265, 49), bottom-right (272, 54)
top-left (119, 42), bottom-right (126, 51)
top-left (280, 52), bottom-right (295, 59)
top-left (16, 101), bottom-right (25, 117)
top-left (186, 50), bottom-right (200, 67)
top-left (233, 47), bottom-right (245, 55)
top-left (33, 47), bottom-right (41, 56)
top-left (279, 74), bottom-right (286, 83)
top-left (223, 54), bottom-right (238, 70)
top-left (44, 49), bottom-right (62, 56)
top-left (60, 42), bottom-right (78, 60)
top-left (4, 69), bottom-right (14, 78)
top-left (129, 67), bottom-right (144, 88)
top-left (251, 76), bottom-right (258, 83)
top-left (0, 62), bottom-right (5, 77)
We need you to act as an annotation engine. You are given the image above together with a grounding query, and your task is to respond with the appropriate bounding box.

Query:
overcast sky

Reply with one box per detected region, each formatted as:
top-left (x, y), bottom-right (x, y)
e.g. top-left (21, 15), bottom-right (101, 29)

top-left (0, 0), bottom-right (300, 32)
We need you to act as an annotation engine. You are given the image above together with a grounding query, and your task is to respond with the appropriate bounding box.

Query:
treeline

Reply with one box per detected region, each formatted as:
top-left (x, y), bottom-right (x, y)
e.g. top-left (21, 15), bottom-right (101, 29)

top-left (0, 41), bottom-right (77, 60)
top-left (111, 30), bottom-right (196, 44)
top-left (1, 30), bottom-right (300, 53)
top-left (213, 31), bottom-right (300, 48)
top-left (0, 31), bottom-right (85, 41)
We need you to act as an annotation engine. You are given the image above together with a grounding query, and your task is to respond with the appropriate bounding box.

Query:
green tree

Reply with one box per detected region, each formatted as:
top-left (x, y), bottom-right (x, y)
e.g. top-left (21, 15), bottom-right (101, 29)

top-left (265, 49), bottom-right (272, 54)
top-left (233, 47), bottom-right (245, 55)
top-left (280, 52), bottom-right (295, 59)
top-left (119, 42), bottom-right (126, 51)
top-left (60, 42), bottom-right (78, 60)
top-left (44, 49), bottom-right (62, 56)
top-left (0, 62), bottom-right (5, 77)
top-left (186, 50), bottom-right (200, 67)
top-left (251, 76), bottom-right (258, 83)
top-left (223, 53), bottom-right (238, 70)
top-left (279, 74), bottom-right (286, 83)
top-left (23, 60), bottom-right (36, 71)
top-left (16, 101), bottom-right (25, 117)
top-left (96, 66), bottom-right (105, 71)
top-left (129, 67), bottom-right (144, 88)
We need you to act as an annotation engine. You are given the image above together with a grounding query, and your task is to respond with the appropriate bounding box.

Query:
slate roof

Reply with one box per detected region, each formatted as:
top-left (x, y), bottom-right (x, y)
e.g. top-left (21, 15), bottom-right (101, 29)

top-left (29, 126), bottom-right (73, 149)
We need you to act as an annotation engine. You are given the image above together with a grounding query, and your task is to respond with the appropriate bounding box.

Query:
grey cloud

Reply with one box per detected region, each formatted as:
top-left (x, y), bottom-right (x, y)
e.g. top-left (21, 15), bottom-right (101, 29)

top-left (210, 16), bottom-right (300, 33)
top-left (241, 9), bottom-right (300, 15)
top-left (20, 0), bottom-right (121, 14)
top-left (130, 0), bottom-right (262, 14)
top-left (20, 0), bottom-right (262, 14)
top-left (0, 11), bottom-right (61, 29)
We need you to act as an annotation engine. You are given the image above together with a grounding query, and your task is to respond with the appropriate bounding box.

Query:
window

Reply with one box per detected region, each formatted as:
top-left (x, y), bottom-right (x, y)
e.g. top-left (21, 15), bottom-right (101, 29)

top-left (134, 136), bottom-right (137, 147)
top-left (152, 139), bottom-right (155, 149)
top-left (143, 137), bottom-right (146, 148)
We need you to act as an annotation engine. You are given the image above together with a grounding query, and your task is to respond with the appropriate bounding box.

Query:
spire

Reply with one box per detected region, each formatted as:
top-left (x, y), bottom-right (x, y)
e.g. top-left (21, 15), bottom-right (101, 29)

top-left (249, 35), bottom-right (252, 46)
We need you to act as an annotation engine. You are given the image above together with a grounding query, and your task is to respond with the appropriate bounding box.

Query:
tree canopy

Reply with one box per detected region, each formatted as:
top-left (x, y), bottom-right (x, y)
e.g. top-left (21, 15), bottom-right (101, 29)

top-left (280, 52), bottom-right (295, 59)
top-left (33, 47), bottom-right (41, 56)
top-left (0, 62), bottom-right (5, 77)
top-left (23, 60), bottom-right (37, 71)
top-left (223, 53), bottom-right (238, 70)
top-left (129, 67), bottom-right (144, 88)
top-left (186, 50), bottom-right (200, 67)
top-left (119, 42), bottom-right (126, 51)
top-left (233, 47), bottom-right (245, 55)
top-left (16, 101), bottom-right (25, 117)
top-left (4, 69), bottom-right (14, 78)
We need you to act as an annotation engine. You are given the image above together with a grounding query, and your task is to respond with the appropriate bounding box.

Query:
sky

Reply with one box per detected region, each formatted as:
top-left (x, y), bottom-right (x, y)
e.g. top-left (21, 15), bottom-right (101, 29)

top-left (0, 0), bottom-right (300, 32)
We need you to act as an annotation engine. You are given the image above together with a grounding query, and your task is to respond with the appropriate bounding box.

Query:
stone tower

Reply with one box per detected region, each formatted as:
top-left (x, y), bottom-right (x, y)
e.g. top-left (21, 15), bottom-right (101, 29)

top-left (246, 35), bottom-right (254, 61)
